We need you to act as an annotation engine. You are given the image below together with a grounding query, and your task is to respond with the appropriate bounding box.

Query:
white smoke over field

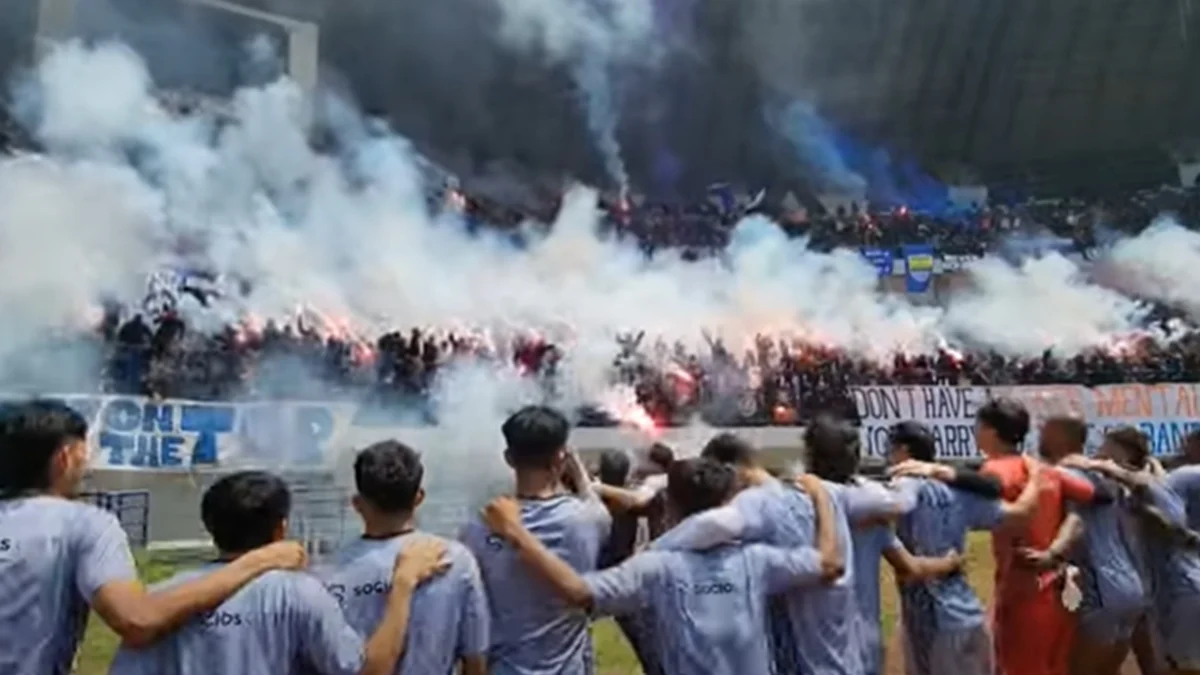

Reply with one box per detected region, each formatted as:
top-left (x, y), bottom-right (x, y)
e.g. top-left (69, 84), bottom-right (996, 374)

top-left (3, 42), bottom-right (1200, 453)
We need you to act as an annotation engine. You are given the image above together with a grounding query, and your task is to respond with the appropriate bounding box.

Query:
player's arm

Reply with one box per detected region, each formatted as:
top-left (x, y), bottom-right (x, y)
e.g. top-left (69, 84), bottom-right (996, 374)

top-left (651, 493), bottom-right (759, 551)
top-left (359, 539), bottom-right (450, 675)
top-left (1017, 511), bottom-right (1085, 570)
top-left (88, 521), bottom-right (307, 648)
top-left (841, 480), bottom-right (907, 526)
top-left (882, 536), bottom-right (963, 583)
top-left (1062, 456), bottom-right (1149, 493)
top-left (594, 483), bottom-right (659, 515)
top-left (796, 474), bottom-right (844, 581)
top-left (888, 460), bottom-right (1003, 499)
top-left (482, 497), bottom-right (595, 608)
top-left (563, 450), bottom-right (601, 505)
top-left (455, 552), bottom-right (490, 675)
top-left (299, 538), bottom-right (450, 675)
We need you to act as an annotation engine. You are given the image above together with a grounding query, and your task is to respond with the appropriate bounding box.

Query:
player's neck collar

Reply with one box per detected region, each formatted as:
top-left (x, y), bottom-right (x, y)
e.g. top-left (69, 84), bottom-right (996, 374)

top-left (361, 526), bottom-right (416, 541)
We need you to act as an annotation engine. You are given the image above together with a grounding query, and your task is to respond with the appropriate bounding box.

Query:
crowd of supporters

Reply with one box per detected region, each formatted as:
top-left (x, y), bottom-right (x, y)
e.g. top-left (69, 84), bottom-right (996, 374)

top-left (8, 96), bottom-right (1200, 425)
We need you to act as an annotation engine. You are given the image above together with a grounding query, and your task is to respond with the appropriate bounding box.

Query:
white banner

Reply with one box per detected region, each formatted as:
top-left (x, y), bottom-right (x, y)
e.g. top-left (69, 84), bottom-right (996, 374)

top-left (849, 383), bottom-right (1200, 459)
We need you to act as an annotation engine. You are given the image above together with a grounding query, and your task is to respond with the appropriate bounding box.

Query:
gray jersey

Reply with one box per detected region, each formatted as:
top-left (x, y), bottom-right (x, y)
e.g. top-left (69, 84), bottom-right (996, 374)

top-left (654, 478), bottom-right (864, 675)
top-left (318, 533), bottom-right (489, 674)
top-left (460, 494), bottom-right (611, 675)
top-left (109, 567), bottom-right (365, 675)
top-left (1166, 465), bottom-right (1200, 532)
top-left (585, 543), bottom-right (824, 675)
top-left (0, 496), bottom-right (138, 675)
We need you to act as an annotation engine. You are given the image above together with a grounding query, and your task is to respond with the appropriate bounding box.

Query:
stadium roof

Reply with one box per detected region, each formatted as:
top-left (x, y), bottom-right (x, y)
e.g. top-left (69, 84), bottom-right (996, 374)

top-left (791, 0), bottom-right (1196, 184)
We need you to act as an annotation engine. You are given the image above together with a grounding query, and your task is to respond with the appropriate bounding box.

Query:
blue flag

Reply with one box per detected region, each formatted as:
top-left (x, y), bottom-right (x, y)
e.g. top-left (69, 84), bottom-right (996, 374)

top-left (860, 248), bottom-right (894, 278)
top-left (903, 243), bottom-right (935, 293)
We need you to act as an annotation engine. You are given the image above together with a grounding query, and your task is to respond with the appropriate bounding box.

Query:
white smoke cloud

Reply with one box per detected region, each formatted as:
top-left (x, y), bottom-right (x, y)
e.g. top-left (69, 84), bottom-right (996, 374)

top-left (2, 40), bottom-right (1199, 471)
top-left (492, 0), bottom-right (657, 190)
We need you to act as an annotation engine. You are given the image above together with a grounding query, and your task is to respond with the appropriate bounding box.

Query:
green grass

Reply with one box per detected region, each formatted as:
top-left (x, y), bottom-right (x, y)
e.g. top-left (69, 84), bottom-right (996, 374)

top-left (75, 535), bottom-right (998, 675)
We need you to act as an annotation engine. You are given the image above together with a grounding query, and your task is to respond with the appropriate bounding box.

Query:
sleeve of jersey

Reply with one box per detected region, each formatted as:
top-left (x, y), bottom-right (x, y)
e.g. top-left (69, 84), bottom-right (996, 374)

top-left (74, 507), bottom-right (139, 601)
top-left (653, 499), bottom-right (752, 551)
top-left (842, 481), bottom-right (904, 521)
top-left (583, 553), bottom-right (659, 617)
top-left (293, 576), bottom-right (368, 675)
top-left (888, 477), bottom-right (922, 515)
top-left (1144, 480), bottom-right (1190, 526)
top-left (1051, 468), bottom-right (1097, 505)
top-left (455, 549), bottom-right (491, 658)
top-left (956, 490), bottom-right (1005, 531)
top-left (750, 543), bottom-right (824, 594)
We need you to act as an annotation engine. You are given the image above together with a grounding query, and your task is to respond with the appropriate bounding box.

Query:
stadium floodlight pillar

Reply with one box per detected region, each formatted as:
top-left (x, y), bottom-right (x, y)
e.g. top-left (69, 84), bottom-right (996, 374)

top-left (185, 0), bottom-right (319, 123)
top-left (35, 0), bottom-right (319, 123)
top-left (34, 0), bottom-right (75, 59)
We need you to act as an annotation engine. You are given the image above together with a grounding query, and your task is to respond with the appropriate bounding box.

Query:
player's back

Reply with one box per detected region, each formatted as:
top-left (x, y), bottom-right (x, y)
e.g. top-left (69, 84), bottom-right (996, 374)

top-left (756, 480), bottom-right (861, 675)
top-left (636, 546), bottom-right (782, 675)
top-left (460, 494), bottom-right (610, 675)
top-left (891, 477), bottom-right (995, 629)
top-left (109, 568), bottom-right (364, 675)
top-left (1060, 468), bottom-right (1145, 618)
top-left (319, 533), bottom-right (489, 675)
top-left (1166, 465), bottom-right (1200, 532)
top-left (0, 496), bottom-right (134, 675)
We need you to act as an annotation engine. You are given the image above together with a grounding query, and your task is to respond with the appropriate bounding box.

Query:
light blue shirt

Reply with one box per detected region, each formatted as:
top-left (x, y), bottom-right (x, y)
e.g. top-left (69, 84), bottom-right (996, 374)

top-left (1133, 480), bottom-right (1200, 606)
top-left (1166, 465), bottom-right (1200, 533)
top-left (889, 475), bottom-right (1001, 663)
top-left (586, 540), bottom-right (823, 675)
top-left (852, 522), bottom-right (901, 675)
top-left (1061, 468), bottom-right (1145, 619)
top-left (460, 493), bottom-right (611, 675)
top-left (0, 496), bottom-right (138, 675)
top-left (319, 532), bottom-right (490, 674)
top-left (109, 567), bottom-right (365, 675)
top-left (654, 477), bottom-right (870, 675)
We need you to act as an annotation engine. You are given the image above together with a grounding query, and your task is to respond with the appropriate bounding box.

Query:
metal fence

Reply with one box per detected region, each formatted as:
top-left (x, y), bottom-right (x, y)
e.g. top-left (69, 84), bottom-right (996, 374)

top-left (280, 471), bottom-right (356, 558)
top-left (79, 490), bottom-right (151, 549)
top-left (80, 471), bottom-right (355, 559)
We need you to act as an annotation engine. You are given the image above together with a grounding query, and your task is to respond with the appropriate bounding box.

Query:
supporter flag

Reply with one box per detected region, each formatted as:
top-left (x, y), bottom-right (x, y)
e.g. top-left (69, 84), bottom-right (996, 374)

top-left (860, 248), bottom-right (894, 278)
top-left (902, 244), bottom-right (935, 293)
top-left (706, 182), bottom-right (735, 214)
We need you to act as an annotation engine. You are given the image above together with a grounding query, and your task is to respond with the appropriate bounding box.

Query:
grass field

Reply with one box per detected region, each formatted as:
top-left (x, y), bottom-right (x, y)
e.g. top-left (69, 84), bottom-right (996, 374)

top-left (76, 535), bottom-right (1001, 675)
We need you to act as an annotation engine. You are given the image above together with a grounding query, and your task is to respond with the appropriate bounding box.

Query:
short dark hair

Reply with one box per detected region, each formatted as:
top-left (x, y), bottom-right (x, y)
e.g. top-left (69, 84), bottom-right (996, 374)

top-left (889, 421), bottom-right (937, 462)
top-left (201, 471), bottom-right (291, 553)
top-left (700, 433), bottom-right (757, 467)
top-left (666, 458), bottom-right (736, 519)
top-left (0, 399), bottom-right (88, 495)
top-left (804, 414), bottom-right (860, 483)
top-left (647, 443), bottom-right (675, 470)
top-left (1047, 416), bottom-right (1088, 448)
top-left (597, 450), bottom-right (631, 487)
top-left (977, 398), bottom-right (1030, 446)
top-left (1105, 426), bottom-right (1150, 469)
top-left (354, 440), bottom-right (424, 513)
top-left (502, 406), bottom-right (570, 469)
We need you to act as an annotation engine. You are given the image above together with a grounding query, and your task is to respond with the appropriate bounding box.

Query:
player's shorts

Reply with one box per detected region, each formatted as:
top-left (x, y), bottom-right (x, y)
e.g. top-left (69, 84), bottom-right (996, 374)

top-left (1078, 606), bottom-right (1144, 645)
top-left (903, 623), bottom-right (993, 675)
top-left (1156, 595), bottom-right (1200, 670)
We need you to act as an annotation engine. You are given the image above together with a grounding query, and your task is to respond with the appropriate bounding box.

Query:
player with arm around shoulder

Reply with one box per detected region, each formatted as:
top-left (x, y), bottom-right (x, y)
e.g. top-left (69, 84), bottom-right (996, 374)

top-left (109, 471), bottom-right (449, 675)
top-left (0, 400), bottom-right (308, 675)
top-left (458, 406), bottom-right (611, 675)
top-left (320, 440), bottom-right (489, 675)
top-left (480, 458), bottom-right (843, 675)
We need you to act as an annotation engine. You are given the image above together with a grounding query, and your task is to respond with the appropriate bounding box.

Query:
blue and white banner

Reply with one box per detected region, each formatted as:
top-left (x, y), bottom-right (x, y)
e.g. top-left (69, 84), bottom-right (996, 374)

top-left (20, 394), bottom-right (819, 471)
top-left (860, 248), bottom-right (895, 278)
top-left (902, 243), bottom-right (935, 293)
top-left (850, 383), bottom-right (1200, 459)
